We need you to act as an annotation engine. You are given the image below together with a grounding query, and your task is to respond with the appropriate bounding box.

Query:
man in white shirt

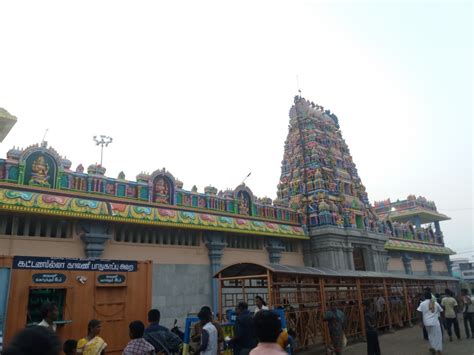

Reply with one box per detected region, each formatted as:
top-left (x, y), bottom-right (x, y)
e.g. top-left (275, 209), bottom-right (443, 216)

top-left (37, 302), bottom-right (58, 333)
top-left (417, 291), bottom-right (443, 355)
top-left (195, 308), bottom-right (217, 355)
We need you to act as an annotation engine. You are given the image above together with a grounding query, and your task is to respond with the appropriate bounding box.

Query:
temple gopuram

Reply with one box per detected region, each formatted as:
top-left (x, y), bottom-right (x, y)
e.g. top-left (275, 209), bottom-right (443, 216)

top-left (0, 97), bottom-right (456, 353)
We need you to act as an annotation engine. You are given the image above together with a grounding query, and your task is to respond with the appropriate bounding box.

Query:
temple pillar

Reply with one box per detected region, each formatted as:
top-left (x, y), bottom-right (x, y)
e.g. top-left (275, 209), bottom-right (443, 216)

top-left (401, 253), bottom-right (413, 275)
top-left (424, 255), bottom-right (433, 275)
top-left (78, 221), bottom-right (111, 258)
top-left (204, 232), bottom-right (226, 314)
top-left (343, 246), bottom-right (355, 270)
top-left (265, 238), bottom-right (285, 264)
top-left (445, 256), bottom-right (453, 276)
top-left (413, 215), bottom-right (421, 229)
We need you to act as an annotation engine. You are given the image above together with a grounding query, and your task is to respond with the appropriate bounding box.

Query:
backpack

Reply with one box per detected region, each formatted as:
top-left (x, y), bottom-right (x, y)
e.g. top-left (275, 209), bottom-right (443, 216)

top-left (145, 330), bottom-right (183, 354)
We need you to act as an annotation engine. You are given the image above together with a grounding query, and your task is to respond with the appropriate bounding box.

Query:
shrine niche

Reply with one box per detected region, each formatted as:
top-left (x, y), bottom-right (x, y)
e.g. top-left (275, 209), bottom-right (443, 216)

top-left (235, 185), bottom-right (253, 216)
top-left (23, 151), bottom-right (58, 188)
top-left (149, 169), bottom-right (175, 205)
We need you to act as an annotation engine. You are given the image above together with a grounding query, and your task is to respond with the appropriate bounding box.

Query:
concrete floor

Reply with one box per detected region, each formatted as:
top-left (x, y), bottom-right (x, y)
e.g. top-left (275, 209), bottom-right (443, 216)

top-left (299, 325), bottom-right (474, 355)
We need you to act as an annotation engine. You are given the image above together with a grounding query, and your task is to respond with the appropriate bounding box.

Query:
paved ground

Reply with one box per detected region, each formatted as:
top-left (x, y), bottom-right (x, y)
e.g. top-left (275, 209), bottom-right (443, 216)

top-left (299, 325), bottom-right (474, 355)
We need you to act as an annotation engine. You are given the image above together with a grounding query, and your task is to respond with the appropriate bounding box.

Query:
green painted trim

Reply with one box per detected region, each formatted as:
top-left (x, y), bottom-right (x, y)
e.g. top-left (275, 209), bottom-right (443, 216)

top-left (0, 204), bottom-right (309, 240)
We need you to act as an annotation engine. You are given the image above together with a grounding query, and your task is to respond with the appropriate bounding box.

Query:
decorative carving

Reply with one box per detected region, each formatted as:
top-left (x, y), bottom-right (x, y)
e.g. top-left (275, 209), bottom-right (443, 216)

top-left (29, 155), bottom-right (50, 187)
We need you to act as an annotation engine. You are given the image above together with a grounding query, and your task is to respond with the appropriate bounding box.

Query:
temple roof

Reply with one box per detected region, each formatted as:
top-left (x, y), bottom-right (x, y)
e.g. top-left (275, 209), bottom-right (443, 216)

top-left (374, 195), bottom-right (450, 223)
top-left (385, 239), bottom-right (455, 255)
top-left (214, 262), bottom-right (457, 280)
top-left (0, 186), bottom-right (307, 239)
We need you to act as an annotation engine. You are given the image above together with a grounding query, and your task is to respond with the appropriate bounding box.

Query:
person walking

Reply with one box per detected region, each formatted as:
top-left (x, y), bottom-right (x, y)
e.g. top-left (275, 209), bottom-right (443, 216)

top-left (461, 288), bottom-right (474, 338)
top-left (253, 296), bottom-right (269, 315)
top-left (77, 319), bottom-right (107, 355)
top-left (37, 302), bottom-right (58, 333)
top-left (363, 300), bottom-right (381, 355)
top-left (123, 321), bottom-right (156, 355)
top-left (323, 302), bottom-right (346, 355)
top-left (191, 306), bottom-right (224, 353)
top-left (228, 302), bottom-right (257, 355)
top-left (195, 308), bottom-right (218, 355)
top-left (250, 311), bottom-right (286, 355)
top-left (417, 291), bottom-right (443, 355)
top-left (441, 288), bottom-right (460, 341)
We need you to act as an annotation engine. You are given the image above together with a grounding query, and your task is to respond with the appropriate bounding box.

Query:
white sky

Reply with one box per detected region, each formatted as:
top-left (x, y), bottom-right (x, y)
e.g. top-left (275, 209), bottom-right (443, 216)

top-left (0, 1), bottom-right (472, 253)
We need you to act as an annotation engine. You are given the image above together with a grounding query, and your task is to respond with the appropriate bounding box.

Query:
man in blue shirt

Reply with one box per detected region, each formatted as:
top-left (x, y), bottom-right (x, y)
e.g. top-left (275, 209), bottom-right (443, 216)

top-left (144, 308), bottom-right (182, 353)
top-left (145, 309), bottom-right (169, 334)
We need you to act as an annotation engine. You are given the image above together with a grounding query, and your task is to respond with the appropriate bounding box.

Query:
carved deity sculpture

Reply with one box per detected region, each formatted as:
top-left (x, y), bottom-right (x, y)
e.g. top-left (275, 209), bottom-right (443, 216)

top-left (154, 177), bottom-right (170, 203)
top-left (238, 194), bottom-right (249, 215)
top-left (29, 155), bottom-right (51, 187)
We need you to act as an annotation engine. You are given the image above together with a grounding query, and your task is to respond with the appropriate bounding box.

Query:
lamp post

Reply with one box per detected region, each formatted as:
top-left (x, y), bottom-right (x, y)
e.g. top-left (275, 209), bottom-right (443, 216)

top-left (93, 135), bottom-right (113, 166)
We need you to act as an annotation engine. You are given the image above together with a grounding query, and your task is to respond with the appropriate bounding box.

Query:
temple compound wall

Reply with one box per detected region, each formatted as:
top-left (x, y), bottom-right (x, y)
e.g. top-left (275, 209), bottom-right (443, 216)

top-left (0, 211), bottom-right (304, 327)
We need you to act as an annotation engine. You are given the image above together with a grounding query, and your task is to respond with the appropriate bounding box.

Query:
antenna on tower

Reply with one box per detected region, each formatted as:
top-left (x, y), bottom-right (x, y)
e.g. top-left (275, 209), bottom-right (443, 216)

top-left (41, 128), bottom-right (49, 147)
top-left (240, 172), bottom-right (252, 186)
top-left (296, 75), bottom-right (302, 98)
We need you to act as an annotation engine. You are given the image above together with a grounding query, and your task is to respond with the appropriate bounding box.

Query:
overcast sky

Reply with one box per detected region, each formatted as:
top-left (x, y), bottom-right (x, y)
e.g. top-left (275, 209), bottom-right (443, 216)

top-left (0, 1), bottom-right (472, 254)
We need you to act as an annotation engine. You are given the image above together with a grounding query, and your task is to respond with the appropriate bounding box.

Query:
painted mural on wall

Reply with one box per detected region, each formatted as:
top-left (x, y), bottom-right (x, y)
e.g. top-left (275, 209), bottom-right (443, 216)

top-left (24, 152), bottom-right (57, 188)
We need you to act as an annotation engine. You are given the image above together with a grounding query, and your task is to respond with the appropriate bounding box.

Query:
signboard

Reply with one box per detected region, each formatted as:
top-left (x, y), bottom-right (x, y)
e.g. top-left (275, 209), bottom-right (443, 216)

top-left (97, 274), bottom-right (125, 284)
top-left (32, 273), bottom-right (66, 284)
top-left (13, 256), bottom-right (137, 272)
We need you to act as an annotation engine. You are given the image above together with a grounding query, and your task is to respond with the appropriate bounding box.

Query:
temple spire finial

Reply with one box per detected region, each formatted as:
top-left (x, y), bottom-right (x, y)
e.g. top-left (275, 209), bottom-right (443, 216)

top-left (296, 75), bottom-right (302, 98)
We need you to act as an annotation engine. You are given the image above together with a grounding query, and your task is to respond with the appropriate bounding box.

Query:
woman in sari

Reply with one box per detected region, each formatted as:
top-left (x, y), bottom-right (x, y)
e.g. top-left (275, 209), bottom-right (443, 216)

top-left (77, 319), bottom-right (107, 355)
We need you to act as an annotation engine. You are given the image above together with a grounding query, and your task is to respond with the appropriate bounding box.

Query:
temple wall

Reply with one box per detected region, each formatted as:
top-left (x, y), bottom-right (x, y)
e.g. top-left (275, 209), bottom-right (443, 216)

top-left (0, 235), bottom-right (85, 258)
top-left (432, 260), bottom-right (448, 273)
top-left (280, 251), bottom-right (305, 266)
top-left (151, 264), bottom-right (212, 328)
top-left (221, 248), bottom-right (271, 265)
top-left (388, 257), bottom-right (405, 273)
top-left (411, 259), bottom-right (427, 273)
top-left (102, 241), bottom-right (209, 265)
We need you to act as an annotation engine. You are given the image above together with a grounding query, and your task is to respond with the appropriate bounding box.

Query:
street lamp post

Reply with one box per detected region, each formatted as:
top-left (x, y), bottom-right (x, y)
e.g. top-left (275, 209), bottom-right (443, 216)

top-left (93, 135), bottom-right (113, 166)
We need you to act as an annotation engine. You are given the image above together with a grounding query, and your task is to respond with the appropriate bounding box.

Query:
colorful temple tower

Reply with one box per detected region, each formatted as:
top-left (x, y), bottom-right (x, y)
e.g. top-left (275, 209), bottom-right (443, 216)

top-left (276, 96), bottom-right (389, 271)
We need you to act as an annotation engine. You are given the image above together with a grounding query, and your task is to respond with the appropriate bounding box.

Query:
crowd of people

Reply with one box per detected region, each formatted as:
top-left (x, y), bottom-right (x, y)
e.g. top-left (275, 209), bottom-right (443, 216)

top-left (1, 296), bottom-right (292, 355)
top-left (2, 289), bottom-right (474, 355)
top-left (321, 287), bottom-right (474, 355)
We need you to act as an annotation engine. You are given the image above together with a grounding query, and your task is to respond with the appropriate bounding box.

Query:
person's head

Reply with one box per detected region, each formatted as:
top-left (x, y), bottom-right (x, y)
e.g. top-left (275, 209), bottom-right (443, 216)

top-left (63, 339), bottom-right (77, 355)
top-left (87, 319), bottom-right (102, 337)
top-left (236, 302), bottom-right (248, 315)
top-left (148, 309), bottom-right (161, 324)
top-left (129, 320), bottom-right (145, 339)
top-left (461, 288), bottom-right (469, 296)
top-left (200, 306), bottom-right (213, 319)
top-left (3, 326), bottom-right (61, 355)
top-left (40, 302), bottom-right (58, 322)
top-left (198, 308), bottom-right (212, 326)
top-left (255, 296), bottom-right (267, 309)
top-left (253, 310), bottom-right (281, 343)
top-left (424, 291), bottom-right (432, 301)
top-left (363, 300), bottom-right (371, 309)
top-left (424, 287), bottom-right (432, 294)
top-left (444, 288), bottom-right (452, 297)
